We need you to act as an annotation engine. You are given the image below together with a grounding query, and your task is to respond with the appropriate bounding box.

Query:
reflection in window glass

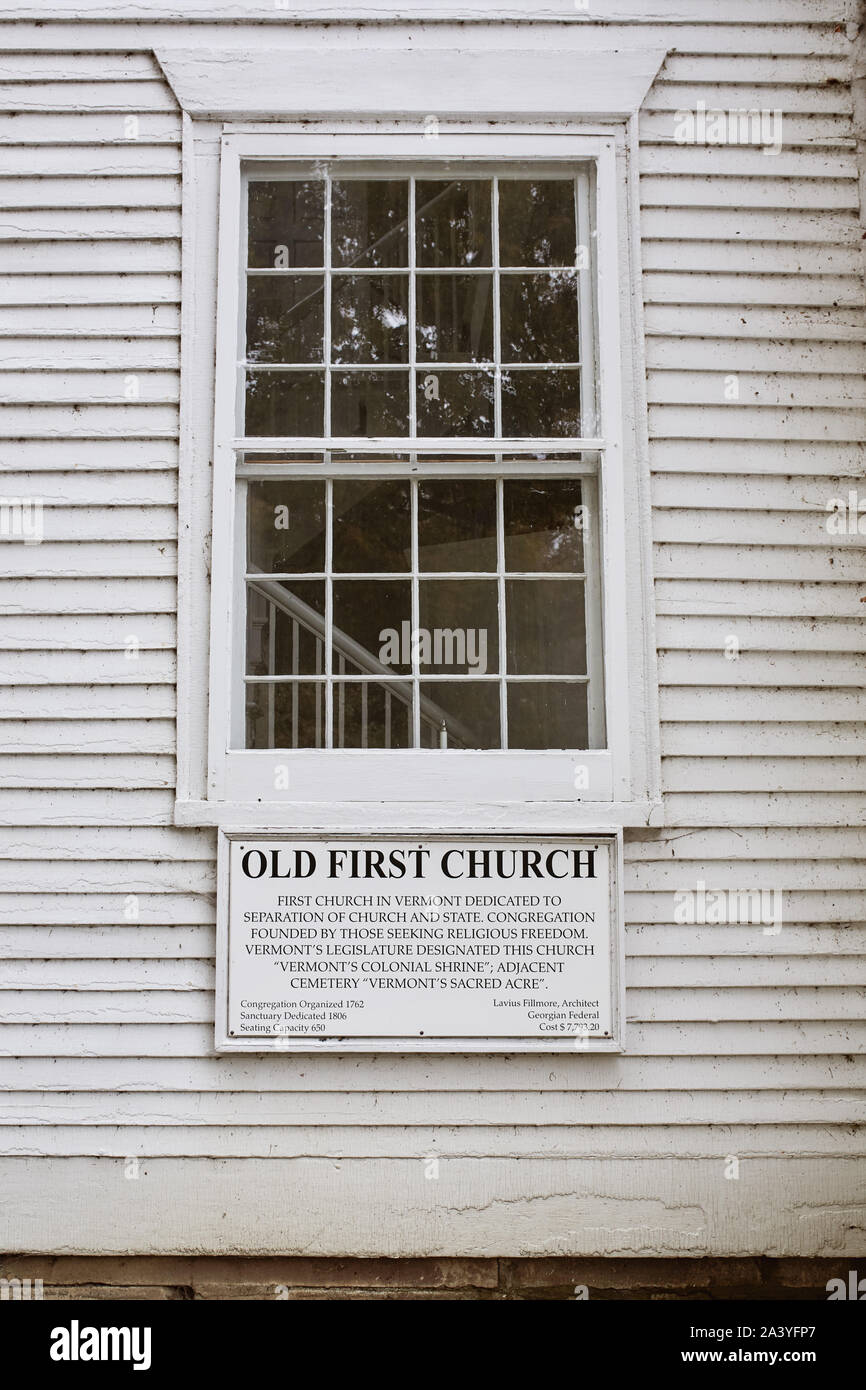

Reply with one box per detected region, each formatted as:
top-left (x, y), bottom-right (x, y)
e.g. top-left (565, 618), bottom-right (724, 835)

top-left (246, 275), bottom-right (324, 363)
top-left (499, 272), bottom-right (580, 363)
top-left (416, 370), bottom-right (495, 437)
top-left (331, 371), bottom-right (409, 437)
top-left (416, 274), bottom-right (494, 363)
top-left (498, 180), bottom-right (577, 267)
top-left (331, 274), bottom-right (409, 364)
top-left (331, 179), bottom-right (409, 268)
top-left (248, 181), bottom-right (325, 268)
top-left (501, 369), bottom-right (581, 437)
top-left (503, 479), bottom-right (584, 573)
top-left (416, 180), bottom-right (492, 267)
top-left (243, 173), bottom-right (591, 440)
top-left (245, 371), bottom-right (324, 437)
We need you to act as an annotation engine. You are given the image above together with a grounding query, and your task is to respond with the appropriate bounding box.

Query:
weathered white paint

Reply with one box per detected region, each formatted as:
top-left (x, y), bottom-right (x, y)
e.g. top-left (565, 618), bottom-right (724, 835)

top-left (156, 46), bottom-right (666, 119)
top-left (0, 7), bottom-right (863, 1257)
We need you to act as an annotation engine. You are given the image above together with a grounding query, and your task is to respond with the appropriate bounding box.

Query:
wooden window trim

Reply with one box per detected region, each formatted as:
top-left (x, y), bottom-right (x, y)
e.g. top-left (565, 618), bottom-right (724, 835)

top-left (160, 42), bottom-right (665, 829)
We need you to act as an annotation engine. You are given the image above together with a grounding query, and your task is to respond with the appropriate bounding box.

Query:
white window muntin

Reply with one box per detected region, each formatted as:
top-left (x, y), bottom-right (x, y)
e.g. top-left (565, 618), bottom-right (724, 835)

top-left (208, 130), bottom-right (630, 809)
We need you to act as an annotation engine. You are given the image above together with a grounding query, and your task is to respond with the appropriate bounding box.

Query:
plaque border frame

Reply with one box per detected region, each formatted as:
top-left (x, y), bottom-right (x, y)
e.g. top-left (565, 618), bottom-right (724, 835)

top-left (215, 828), bottom-right (624, 1053)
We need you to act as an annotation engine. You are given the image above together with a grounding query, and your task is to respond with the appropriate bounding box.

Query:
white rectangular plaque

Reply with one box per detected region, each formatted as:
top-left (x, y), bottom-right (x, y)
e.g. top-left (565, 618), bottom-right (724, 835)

top-left (217, 834), bottom-right (620, 1051)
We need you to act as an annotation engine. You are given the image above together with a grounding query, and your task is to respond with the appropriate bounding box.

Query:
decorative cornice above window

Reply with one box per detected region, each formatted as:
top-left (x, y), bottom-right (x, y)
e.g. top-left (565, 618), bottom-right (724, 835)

top-left (155, 45), bottom-right (667, 121)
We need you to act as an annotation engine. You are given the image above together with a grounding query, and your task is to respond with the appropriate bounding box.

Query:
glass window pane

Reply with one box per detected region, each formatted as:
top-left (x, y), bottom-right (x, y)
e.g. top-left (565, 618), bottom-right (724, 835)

top-left (248, 180), bottom-right (324, 269)
top-left (420, 682), bottom-right (500, 750)
top-left (416, 180), bottom-right (492, 267)
top-left (246, 681), bottom-right (325, 749)
top-left (506, 579), bottom-right (586, 675)
top-left (418, 479), bottom-right (497, 572)
top-left (331, 371), bottom-right (409, 436)
top-left (501, 369), bottom-right (581, 437)
top-left (498, 180), bottom-right (576, 267)
top-left (416, 274), bottom-right (493, 363)
top-left (246, 275), bottom-right (324, 364)
top-left (418, 580), bottom-right (498, 674)
top-left (416, 370), bottom-right (495, 437)
top-left (246, 581), bottom-right (325, 675)
top-left (333, 479), bottom-right (411, 573)
top-left (332, 179), bottom-right (409, 268)
top-left (333, 579), bottom-right (412, 674)
top-left (500, 272), bottom-right (580, 363)
top-left (247, 479), bottom-right (326, 572)
top-left (503, 479), bottom-right (585, 573)
top-left (331, 274), bottom-right (409, 364)
top-left (333, 680), bottom-right (413, 749)
top-left (245, 371), bottom-right (324, 437)
top-left (507, 682), bottom-right (588, 749)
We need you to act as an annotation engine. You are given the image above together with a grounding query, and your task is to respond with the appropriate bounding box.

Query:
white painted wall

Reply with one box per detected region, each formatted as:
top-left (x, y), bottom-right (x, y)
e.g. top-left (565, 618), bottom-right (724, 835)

top-left (0, 3), bottom-right (863, 1257)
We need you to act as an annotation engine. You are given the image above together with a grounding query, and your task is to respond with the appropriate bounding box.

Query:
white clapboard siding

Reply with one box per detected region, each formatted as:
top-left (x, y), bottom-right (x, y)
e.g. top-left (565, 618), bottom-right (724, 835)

top-left (0, 177), bottom-right (182, 209)
top-left (0, 858), bottom-right (212, 892)
top-left (0, 1089), bottom-right (861, 1128)
top-left (3, 1019), bottom-right (863, 1061)
top-left (0, 209), bottom-right (182, 241)
top-left (655, 579), bottom-right (866, 617)
top-left (0, 473), bottom-right (177, 505)
top-left (652, 476), bottom-right (865, 508)
top-left (642, 207), bottom-right (863, 243)
top-left (1, 1131), bottom-right (862, 1167)
top-left (0, 541), bottom-right (178, 577)
top-left (0, 614), bottom-right (175, 646)
top-left (0, 720), bottom-right (176, 754)
top-left (3, 578), bottom-right (177, 614)
top-left (640, 115), bottom-right (856, 148)
top-left (0, 112), bottom-right (181, 142)
top-left (0, 310), bottom-right (179, 339)
top-left (654, 543), bottom-right (865, 579)
top-left (0, 80), bottom-right (178, 112)
top-left (0, 19), bottom-right (862, 1256)
top-left (0, 340), bottom-right (180, 369)
top-left (662, 723), bottom-right (865, 756)
top-left (2, 1053), bottom-right (864, 1092)
top-left (645, 304), bottom-right (865, 341)
top-left (0, 687), bottom-right (175, 720)
top-left (0, 651), bottom-right (176, 684)
top-left (0, 826), bottom-right (214, 858)
top-left (656, 615), bottom-right (866, 648)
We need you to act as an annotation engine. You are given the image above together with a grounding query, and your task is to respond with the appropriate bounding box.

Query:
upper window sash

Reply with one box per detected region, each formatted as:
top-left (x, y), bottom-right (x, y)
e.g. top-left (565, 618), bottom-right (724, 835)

top-left (213, 135), bottom-right (622, 459)
top-left (234, 163), bottom-right (599, 450)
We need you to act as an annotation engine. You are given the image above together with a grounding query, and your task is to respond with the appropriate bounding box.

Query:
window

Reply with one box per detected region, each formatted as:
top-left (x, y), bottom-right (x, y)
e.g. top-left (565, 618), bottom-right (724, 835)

top-left (237, 167), bottom-right (604, 756)
top-left (195, 128), bottom-right (658, 818)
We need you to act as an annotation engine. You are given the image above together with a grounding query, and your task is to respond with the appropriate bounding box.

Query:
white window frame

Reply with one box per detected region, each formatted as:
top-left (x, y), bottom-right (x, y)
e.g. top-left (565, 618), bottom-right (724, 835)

top-left (173, 121), bottom-right (661, 830)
